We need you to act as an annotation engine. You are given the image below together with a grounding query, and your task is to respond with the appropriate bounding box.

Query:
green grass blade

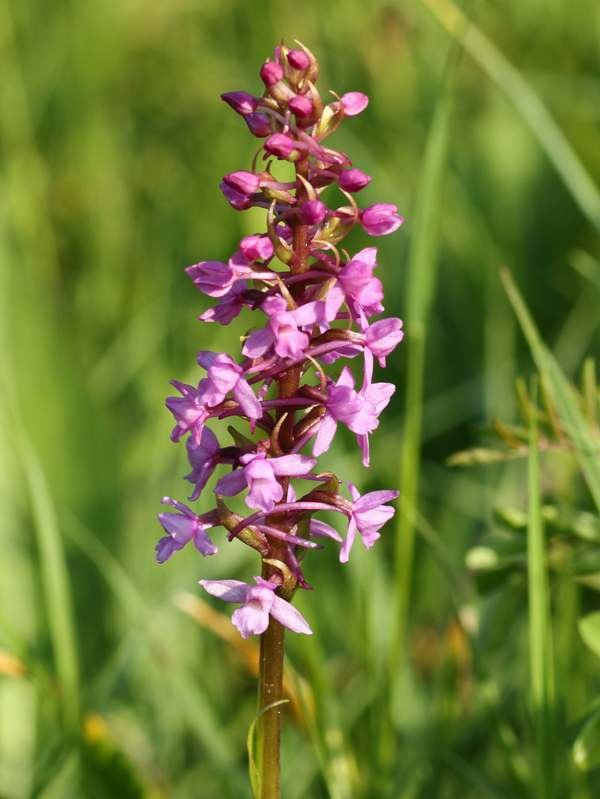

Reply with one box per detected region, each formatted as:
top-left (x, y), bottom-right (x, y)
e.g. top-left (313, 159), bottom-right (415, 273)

top-left (61, 512), bottom-right (145, 617)
top-left (419, 0), bottom-right (600, 231)
top-left (390, 60), bottom-right (454, 690)
top-left (501, 268), bottom-right (600, 513)
top-left (526, 379), bottom-right (556, 798)
top-left (18, 434), bottom-right (81, 730)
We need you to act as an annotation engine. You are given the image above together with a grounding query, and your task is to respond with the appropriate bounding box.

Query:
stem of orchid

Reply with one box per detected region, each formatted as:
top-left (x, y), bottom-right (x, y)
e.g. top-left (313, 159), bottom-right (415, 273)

top-left (257, 154), bottom-right (310, 799)
top-left (257, 614), bottom-right (285, 799)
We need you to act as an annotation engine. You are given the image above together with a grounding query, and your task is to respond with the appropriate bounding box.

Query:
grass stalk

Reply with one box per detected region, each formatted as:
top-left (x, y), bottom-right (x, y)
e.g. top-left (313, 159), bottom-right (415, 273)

top-left (527, 379), bottom-right (556, 798)
top-left (388, 56), bottom-right (454, 717)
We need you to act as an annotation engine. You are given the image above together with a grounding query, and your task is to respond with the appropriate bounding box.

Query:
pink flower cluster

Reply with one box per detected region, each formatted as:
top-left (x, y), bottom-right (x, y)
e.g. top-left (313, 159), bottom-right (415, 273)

top-left (157, 42), bottom-right (403, 640)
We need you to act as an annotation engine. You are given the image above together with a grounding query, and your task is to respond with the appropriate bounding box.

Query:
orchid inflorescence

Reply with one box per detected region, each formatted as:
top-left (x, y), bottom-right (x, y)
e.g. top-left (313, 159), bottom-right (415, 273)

top-left (156, 41), bottom-right (403, 641)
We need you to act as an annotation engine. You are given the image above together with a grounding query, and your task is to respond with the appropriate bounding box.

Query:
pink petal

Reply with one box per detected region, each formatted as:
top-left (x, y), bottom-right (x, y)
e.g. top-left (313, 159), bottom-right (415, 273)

top-left (312, 413), bottom-right (338, 456)
top-left (193, 527), bottom-right (218, 556)
top-left (310, 519), bottom-right (343, 542)
top-left (341, 92), bottom-right (369, 116)
top-left (353, 246), bottom-right (378, 267)
top-left (243, 326), bottom-right (273, 358)
top-left (339, 518), bottom-right (358, 563)
top-left (355, 489), bottom-right (399, 511)
top-left (290, 302), bottom-right (320, 327)
top-left (348, 482), bottom-right (361, 503)
top-left (233, 379), bottom-right (262, 420)
top-left (357, 432), bottom-right (370, 467)
top-left (270, 596), bottom-right (313, 635)
top-left (199, 579), bottom-right (249, 603)
top-left (155, 536), bottom-right (181, 563)
top-left (336, 367), bottom-right (355, 389)
top-left (158, 512), bottom-right (195, 544)
top-left (364, 382), bottom-right (395, 413)
top-left (215, 469), bottom-right (247, 496)
top-left (246, 475), bottom-right (283, 512)
top-left (271, 454), bottom-right (317, 477)
top-left (196, 351), bottom-right (218, 369)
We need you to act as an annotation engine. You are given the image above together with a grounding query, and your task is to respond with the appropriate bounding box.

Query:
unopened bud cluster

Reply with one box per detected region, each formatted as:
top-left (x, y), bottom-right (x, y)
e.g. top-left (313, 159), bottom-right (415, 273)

top-left (156, 42), bottom-right (403, 640)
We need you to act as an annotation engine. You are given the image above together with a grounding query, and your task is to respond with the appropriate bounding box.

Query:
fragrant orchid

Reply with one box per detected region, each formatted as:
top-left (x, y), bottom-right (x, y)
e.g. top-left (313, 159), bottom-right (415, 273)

top-left (157, 41), bottom-right (404, 640)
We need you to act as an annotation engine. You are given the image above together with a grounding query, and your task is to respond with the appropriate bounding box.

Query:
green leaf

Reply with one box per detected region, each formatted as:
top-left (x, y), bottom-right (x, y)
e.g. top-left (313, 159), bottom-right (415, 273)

top-left (391, 44), bottom-right (456, 683)
top-left (572, 704), bottom-right (600, 771)
top-left (247, 699), bottom-right (290, 799)
top-left (578, 611), bottom-right (600, 660)
top-left (501, 269), bottom-right (600, 515)
top-left (19, 434), bottom-right (80, 730)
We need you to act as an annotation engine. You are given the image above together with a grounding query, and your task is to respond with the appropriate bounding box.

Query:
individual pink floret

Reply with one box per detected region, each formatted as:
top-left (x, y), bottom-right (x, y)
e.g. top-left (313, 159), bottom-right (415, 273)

top-left (199, 576), bottom-right (312, 638)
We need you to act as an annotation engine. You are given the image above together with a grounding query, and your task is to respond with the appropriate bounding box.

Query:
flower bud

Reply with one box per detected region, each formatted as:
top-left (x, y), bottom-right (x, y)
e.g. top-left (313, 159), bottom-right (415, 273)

top-left (299, 199), bottom-right (327, 225)
top-left (287, 49), bottom-right (311, 71)
top-left (240, 234), bottom-right (274, 262)
top-left (260, 61), bottom-right (284, 87)
top-left (264, 133), bottom-right (302, 161)
top-left (276, 222), bottom-right (293, 241)
top-left (339, 168), bottom-right (372, 192)
top-left (223, 171), bottom-right (261, 195)
top-left (245, 112), bottom-right (272, 138)
top-left (360, 204), bottom-right (404, 236)
top-left (341, 92), bottom-right (369, 117)
top-left (288, 95), bottom-right (313, 120)
top-left (220, 172), bottom-right (260, 210)
top-left (221, 91), bottom-right (258, 116)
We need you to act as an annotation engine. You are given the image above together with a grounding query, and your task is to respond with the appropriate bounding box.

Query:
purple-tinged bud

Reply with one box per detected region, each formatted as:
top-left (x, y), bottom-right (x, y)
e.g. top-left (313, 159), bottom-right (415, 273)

top-left (221, 91), bottom-right (258, 116)
top-left (288, 95), bottom-right (313, 119)
top-left (240, 234), bottom-right (274, 262)
top-left (186, 260), bottom-right (236, 297)
top-left (245, 112), bottom-right (272, 138)
top-left (220, 181), bottom-right (252, 210)
top-left (360, 204), bottom-right (404, 236)
top-left (223, 171), bottom-right (261, 196)
top-left (277, 222), bottom-right (293, 241)
top-left (341, 92), bottom-right (369, 117)
top-left (299, 199), bottom-right (327, 226)
top-left (260, 61), bottom-right (284, 87)
top-left (287, 49), bottom-right (311, 71)
top-left (264, 133), bottom-right (301, 161)
top-left (339, 168), bottom-right (372, 193)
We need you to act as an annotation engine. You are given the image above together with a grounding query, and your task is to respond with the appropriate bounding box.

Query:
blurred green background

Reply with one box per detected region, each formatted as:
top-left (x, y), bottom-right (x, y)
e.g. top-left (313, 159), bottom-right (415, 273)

top-left (1, 0), bottom-right (599, 796)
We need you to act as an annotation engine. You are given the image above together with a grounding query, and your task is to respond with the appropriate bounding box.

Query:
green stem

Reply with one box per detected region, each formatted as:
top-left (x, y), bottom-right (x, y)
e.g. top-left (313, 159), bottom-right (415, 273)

top-left (258, 614), bottom-right (285, 799)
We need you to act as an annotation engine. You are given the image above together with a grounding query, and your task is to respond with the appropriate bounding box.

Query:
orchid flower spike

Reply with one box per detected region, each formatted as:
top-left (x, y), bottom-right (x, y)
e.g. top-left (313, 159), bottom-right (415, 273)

top-left (156, 41), bottom-right (404, 644)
